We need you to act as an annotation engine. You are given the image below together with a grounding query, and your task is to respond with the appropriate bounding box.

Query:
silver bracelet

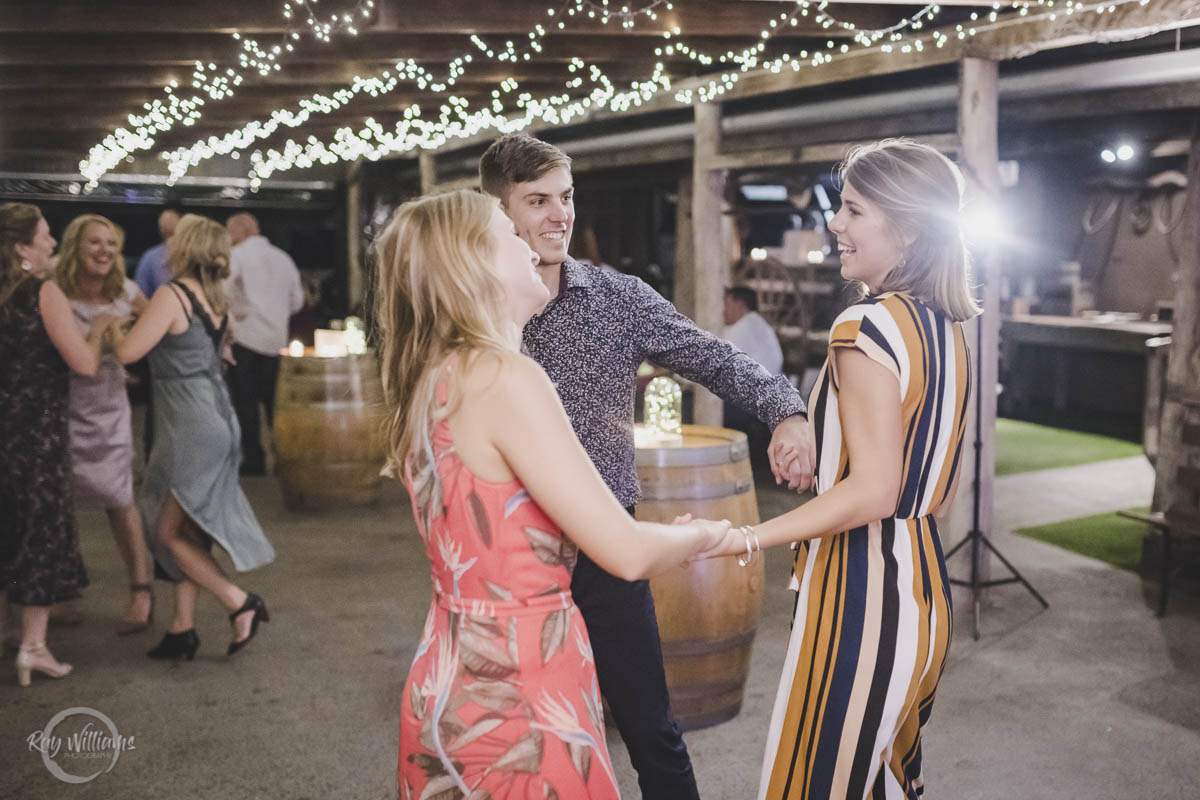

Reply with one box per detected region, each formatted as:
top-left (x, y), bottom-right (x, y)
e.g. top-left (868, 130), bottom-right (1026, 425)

top-left (736, 525), bottom-right (761, 567)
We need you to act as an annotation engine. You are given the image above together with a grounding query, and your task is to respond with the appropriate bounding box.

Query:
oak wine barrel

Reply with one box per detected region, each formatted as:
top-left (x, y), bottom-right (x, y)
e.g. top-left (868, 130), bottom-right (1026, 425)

top-left (635, 424), bottom-right (764, 731)
top-left (273, 351), bottom-right (387, 510)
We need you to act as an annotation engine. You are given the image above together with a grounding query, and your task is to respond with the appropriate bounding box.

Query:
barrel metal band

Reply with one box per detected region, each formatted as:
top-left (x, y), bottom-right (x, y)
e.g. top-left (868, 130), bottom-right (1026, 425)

top-left (639, 476), bottom-right (754, 501)
top-left (634, 434), bottom-right (749, 468)
top-left (659, 627), bottom-right (758, 659)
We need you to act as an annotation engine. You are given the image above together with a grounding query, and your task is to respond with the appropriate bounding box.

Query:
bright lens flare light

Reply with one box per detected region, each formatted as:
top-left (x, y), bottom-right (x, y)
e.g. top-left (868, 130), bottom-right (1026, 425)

top-left (960, 200), bottom-right (1006, 248)
top-left (1101, 143), bottom-right (1136, 163)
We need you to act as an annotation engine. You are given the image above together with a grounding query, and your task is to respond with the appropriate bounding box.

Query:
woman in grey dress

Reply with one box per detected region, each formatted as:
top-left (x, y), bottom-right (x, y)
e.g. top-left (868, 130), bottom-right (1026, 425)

top-left (114, 214), bottom-right (273, 661)
top-left (57, 214), bottom-right (154, 635)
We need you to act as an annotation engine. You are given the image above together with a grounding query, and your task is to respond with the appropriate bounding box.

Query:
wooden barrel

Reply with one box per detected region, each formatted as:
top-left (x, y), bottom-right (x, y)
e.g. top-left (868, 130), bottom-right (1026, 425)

top-left (273, 351), bottom-right (388, 510)
top-left (635, 424), bottom-right (763, 731)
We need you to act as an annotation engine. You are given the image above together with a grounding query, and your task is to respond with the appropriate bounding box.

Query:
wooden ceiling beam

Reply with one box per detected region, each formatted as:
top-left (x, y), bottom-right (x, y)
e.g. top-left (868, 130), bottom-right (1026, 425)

top-left (0, 0), bottom-right (894, 37)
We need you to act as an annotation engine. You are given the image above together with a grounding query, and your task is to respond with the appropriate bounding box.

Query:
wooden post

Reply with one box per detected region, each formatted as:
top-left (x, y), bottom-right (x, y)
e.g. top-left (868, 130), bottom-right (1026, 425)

top-left (952, 57), bottom-right (1000, 585)
top-left (345, 160), bottom-right (365, 312)
top-left (1152, 129), bottom-right (1200, 516)
top-left (418, 149), bottom-right (437, 194)
top-left (691, 101), bottom-right (727, 427)
top-left (674, 172), bottom-right (695, 320)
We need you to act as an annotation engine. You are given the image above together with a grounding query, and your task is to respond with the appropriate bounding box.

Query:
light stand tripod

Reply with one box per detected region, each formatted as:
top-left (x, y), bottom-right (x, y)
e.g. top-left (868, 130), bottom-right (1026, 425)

top-left (945, 312), bottom-right (1049, 639)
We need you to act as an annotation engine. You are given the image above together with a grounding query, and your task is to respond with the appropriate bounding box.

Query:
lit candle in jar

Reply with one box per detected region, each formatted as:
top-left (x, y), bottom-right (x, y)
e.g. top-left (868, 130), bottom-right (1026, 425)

top-left (314, 329), bottom-right (348, 357)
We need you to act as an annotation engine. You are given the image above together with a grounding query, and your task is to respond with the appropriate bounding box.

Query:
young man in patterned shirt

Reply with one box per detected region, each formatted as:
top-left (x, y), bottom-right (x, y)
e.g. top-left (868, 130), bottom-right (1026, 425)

top-left (480, 133), bottom-right (814, 799)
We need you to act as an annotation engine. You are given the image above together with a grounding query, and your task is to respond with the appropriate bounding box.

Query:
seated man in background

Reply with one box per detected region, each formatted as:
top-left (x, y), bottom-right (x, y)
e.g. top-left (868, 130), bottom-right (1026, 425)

top-left (722, 285), bottom-right (785, 475)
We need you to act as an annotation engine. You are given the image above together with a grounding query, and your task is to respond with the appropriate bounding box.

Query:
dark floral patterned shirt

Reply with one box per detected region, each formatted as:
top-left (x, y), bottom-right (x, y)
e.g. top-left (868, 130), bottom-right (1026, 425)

top-left (523, 258), bottom-right (806, 507)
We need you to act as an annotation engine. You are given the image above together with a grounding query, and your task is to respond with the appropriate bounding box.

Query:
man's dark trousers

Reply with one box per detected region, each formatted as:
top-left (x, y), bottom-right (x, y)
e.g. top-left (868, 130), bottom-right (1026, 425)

top-left (227, 343), bottom-right (280, 475)
top-left (570, 513), bottom-right (701, 800)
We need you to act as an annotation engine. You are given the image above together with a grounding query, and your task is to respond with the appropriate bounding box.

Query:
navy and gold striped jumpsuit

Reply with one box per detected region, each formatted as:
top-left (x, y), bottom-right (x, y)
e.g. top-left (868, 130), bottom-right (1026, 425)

top-left (760, 292), bottom-right (971, 800)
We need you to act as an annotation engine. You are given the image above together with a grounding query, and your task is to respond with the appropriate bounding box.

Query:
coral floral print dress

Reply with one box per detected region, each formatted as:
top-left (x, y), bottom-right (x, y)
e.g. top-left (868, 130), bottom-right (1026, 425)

top-left (399, 379), bottom-right (621, 800)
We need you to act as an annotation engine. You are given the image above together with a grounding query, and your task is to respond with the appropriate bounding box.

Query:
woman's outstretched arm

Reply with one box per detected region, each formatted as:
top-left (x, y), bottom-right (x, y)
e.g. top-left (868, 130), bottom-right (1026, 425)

top-left (115, 284), bottom-right (183, 364)
top-left (474, 352), bottom-right (728, 581)
top-left (39, 280), bottom-right (103, 376)
top-left (699, 346), bottom-right (903, 559)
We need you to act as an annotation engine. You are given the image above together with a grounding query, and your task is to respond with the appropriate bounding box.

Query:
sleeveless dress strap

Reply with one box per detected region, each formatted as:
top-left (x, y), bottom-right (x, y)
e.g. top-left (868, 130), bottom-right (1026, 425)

top-left (170, 281), bottom-right (225, 350)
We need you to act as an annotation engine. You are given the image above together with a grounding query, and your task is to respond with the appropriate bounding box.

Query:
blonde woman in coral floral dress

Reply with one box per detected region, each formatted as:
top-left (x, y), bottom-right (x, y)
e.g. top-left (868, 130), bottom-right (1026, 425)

top-left (373, 190), bottom-right (729, 799)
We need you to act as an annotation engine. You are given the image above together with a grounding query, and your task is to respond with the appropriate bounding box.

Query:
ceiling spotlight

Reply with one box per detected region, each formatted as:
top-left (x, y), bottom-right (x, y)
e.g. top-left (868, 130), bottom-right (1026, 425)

top-left (1101, 149), bottom-right (1116, 163)
top-left (1116, 144), bottom-right (1136, 161)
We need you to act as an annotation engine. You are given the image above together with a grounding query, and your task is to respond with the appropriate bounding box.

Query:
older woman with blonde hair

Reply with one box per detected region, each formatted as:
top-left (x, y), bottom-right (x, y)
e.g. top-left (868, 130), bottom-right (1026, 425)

top-left (375, 189), bottom-right (728, 799)
top-left (56, 213), bottom-right (154, 635)
top-left (114, 214), bottom-right (273, 662)
top-left (1, 202), bottom-right (112, 686)
top-left (697, 139), bottom-right (979, 799)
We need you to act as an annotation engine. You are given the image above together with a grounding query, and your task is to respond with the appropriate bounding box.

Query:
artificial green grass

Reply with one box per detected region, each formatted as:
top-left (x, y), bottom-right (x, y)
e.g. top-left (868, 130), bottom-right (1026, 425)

top-left (1014, 507), bottom-right (1149, 572)
top-left (995, 418), bottom-right (1142, 477)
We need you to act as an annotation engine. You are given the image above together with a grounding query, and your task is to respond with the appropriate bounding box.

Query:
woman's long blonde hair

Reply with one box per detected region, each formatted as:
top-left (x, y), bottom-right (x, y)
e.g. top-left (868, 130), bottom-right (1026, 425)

top-left (169, 214), bottom-right (231, 316)
top-left (55, 214), bottom-right (126, 301)
top-left (373, 190), bottom-right (510, 498)
top-left (838, 138), bottom-right (981, 321)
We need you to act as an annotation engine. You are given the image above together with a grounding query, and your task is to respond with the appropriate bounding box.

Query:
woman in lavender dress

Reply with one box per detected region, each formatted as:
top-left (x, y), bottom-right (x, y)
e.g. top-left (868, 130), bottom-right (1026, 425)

top-left (56, 214), bottom-right (153, 635)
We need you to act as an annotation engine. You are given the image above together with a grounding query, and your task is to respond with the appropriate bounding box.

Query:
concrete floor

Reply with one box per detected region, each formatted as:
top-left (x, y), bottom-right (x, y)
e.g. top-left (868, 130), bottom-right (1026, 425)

top-left (4, 455), bottom-right (1199, 798)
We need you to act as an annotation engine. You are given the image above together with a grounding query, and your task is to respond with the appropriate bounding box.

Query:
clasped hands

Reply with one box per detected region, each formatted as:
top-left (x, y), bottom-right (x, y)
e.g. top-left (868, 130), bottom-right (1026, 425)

top-left (671, 413), bottom-right (816, 564)
top-left (767, 413), bottom-right (815, 493)
top-left (89, 312), bottom-right (129, 352)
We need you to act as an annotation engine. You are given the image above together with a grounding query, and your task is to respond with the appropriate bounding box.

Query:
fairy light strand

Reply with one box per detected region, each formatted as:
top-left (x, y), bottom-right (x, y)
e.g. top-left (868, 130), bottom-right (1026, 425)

top-left (161, 0), bottom-right (964, 182)
top-left (241, 0), bottom-right (1149, 183)
top-left (83, 0), bottom-right (1150, 187)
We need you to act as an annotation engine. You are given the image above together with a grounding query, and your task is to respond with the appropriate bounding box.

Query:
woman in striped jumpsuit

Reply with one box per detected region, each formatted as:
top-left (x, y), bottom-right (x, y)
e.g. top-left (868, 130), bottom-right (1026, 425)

top-left (698, 139), bottom-right (979, 799)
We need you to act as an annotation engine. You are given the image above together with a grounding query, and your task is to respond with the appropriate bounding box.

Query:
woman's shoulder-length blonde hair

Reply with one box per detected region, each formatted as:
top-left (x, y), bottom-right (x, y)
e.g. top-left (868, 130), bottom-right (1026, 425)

top-left (169, 214), bottom-right (231, 316)
top-left (838, 138), bottom-right (981, 322)
top-left (56, 214), bottom-right (126, 301)
top-left (372, 189), bottom-right (510, 484)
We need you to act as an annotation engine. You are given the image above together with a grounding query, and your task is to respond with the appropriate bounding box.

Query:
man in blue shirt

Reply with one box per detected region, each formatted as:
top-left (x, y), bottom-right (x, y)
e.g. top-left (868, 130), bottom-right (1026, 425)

top-left (133, 208), bottom-right (180, 297)
top-left (132, 207), bottom-right (180, 455)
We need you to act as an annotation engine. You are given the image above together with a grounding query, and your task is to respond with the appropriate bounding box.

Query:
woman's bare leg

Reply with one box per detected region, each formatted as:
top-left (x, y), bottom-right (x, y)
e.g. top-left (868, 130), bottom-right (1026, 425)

top-left (167, 580), bottom-right (198, 634)
top-left (106, 504), bottom-right (153, 624)
top-left (156, 495), bottom-right (247, 616)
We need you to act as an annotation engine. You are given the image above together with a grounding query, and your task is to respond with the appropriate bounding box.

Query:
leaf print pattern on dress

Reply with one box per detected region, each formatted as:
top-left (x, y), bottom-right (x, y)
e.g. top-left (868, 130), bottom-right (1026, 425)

top-left (490, 730), bottom-right (544, 774)
top-left (399, 408), bottom-right (619, 799)
top-left (467, 491), bottom-right (492, 548)
top-left (531, 690), bottom-right (619, 791)
top-left (437, 531), bottom-right (477, 598)
top-left (540, 609), bottom-right (571, 665)
top-left (462, 679), bottom-right (523, 712)
top-left (503, 489), bottom-right (531, 518)
top-left (458, 627), bottom-right (518, 681)
top-left (523, 527), bottom-right (578, 571)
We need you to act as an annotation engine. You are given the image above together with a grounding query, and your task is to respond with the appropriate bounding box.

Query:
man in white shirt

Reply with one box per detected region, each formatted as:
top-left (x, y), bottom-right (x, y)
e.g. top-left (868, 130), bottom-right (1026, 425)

top-left (722, 286), bottom-right (785, 475)
top-left (225, 212), bottom-right (304, 476)
top-left (722, 286), bottom-right (783, 374)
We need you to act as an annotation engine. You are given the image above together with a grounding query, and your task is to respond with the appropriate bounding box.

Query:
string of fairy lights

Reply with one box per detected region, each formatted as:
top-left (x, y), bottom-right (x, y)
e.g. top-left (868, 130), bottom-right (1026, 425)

top-left (78, 0), bottom-right (1155, 189)
top-left (89, 0), bottom-right (943, 184)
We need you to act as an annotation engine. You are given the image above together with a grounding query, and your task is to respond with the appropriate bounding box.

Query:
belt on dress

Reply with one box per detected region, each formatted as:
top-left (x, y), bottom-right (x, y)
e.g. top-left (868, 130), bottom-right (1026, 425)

top-left (432, 586), bottom-right (573, 618)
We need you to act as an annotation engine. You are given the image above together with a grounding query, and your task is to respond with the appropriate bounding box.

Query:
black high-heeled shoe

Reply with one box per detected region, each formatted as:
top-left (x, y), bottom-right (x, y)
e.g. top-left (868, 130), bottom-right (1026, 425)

top-left (147, 629), bottom-right (199, 661)
top-left (227, 593), bottom-right (269, 655)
